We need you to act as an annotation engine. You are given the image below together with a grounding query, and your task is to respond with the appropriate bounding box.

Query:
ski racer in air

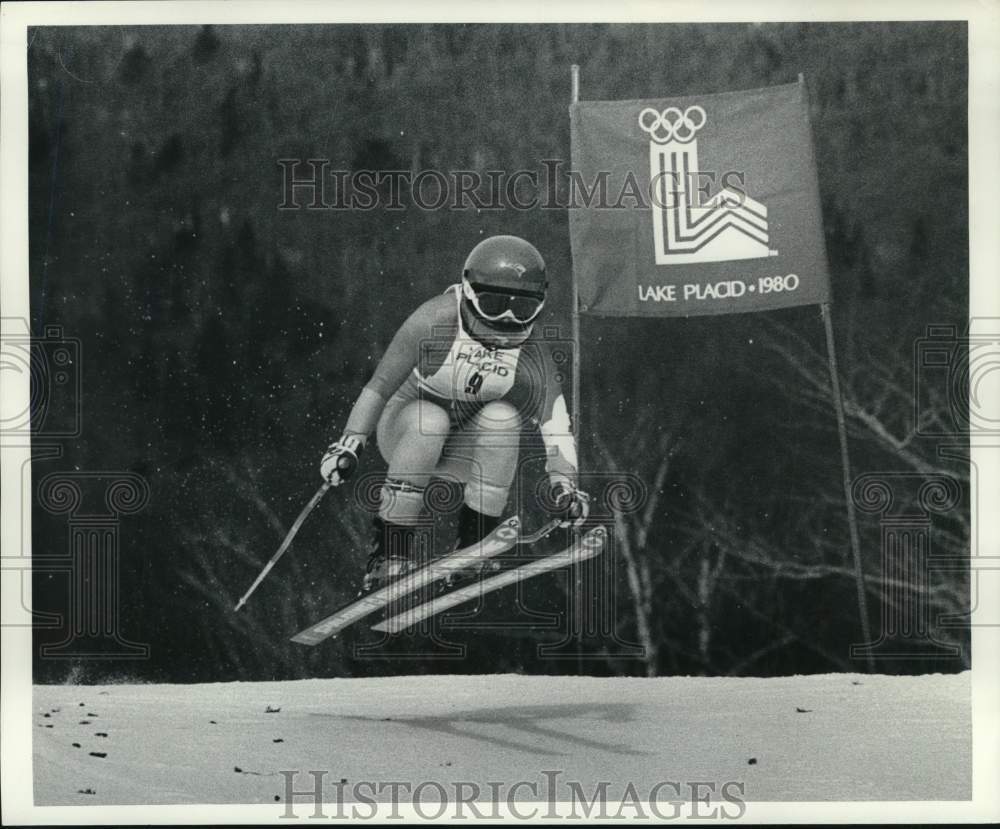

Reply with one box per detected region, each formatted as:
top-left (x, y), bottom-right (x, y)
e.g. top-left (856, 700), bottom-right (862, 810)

top-left (319, 235), bottom-right (590, 594)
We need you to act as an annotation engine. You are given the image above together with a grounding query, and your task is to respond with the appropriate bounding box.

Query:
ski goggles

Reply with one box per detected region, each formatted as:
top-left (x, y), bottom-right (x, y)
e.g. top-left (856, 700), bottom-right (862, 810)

top-left (462, 279), bottom-right (545, 325)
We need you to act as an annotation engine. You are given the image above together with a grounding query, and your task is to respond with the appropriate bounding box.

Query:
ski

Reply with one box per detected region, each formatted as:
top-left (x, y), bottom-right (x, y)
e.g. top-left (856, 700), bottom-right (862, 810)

top-left (371, 525), bottom-right (608, 635)
top-left (290, 515), bottom-right (559, 645)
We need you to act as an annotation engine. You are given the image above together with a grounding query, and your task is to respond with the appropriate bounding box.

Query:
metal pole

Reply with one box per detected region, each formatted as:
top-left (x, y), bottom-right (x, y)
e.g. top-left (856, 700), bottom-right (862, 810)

top-left (234, 480), bottom-right (331, 611)
top-left (570, 64), bottom-right (581, 437)
top-left (569, 64), bottom-right (584, 675)
top-left (799, 72), bottom-right (873, 672)
top-left (821, 303), bottom-right (874, 672)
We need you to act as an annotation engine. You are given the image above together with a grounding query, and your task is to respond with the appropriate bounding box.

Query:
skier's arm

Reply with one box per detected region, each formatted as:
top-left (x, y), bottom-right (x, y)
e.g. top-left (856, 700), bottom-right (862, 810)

top-left (535, 349), bottom-right (589, 526)
top-left (341, 387), bottom-right (389, 446)
top-left (536, 344), bottom-right (579, 487)
top-left (341, 309), bottom-right (425, 443)
top-left (541, 393), bottom-right (578, 485)
top-left (322, 319), bottom-right (417, 482)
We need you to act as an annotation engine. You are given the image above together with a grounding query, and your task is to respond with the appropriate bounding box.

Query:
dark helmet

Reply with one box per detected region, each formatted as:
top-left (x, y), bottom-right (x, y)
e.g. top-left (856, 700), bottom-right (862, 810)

top-left (462, 236), bottom-right (547, 295)
top-left (461, 236), bottom-right (548, 333)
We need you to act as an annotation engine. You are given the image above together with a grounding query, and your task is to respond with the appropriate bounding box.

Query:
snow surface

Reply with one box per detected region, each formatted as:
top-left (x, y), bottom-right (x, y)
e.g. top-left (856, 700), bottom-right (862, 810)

top-left (33, 672), bottom-right (970, 806)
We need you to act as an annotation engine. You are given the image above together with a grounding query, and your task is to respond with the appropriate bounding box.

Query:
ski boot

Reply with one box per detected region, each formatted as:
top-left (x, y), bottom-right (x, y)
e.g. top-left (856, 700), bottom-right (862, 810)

top-left (440, 505), bottom-right (504, 591)
top-left (359, 517), bottom-right (421, 596)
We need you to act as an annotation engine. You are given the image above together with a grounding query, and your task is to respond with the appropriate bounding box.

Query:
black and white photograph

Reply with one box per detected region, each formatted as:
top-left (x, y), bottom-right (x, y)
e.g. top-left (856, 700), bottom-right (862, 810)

top-left (1, 0), bottom-right (998, 823)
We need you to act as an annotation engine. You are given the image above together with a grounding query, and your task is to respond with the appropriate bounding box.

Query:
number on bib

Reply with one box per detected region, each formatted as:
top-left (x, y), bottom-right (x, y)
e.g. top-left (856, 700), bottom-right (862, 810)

top-left (465, 371), bottom-right (484, 395)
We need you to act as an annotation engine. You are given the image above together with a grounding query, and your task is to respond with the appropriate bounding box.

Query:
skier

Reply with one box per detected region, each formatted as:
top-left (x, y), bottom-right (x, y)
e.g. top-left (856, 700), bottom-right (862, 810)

top-left (319, 235), bottom-right (590, 593)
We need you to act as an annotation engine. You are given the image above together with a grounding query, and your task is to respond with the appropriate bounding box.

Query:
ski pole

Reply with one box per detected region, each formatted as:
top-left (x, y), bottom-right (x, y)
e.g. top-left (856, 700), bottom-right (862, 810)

top-left (234, 480), bottom-right (332, 612)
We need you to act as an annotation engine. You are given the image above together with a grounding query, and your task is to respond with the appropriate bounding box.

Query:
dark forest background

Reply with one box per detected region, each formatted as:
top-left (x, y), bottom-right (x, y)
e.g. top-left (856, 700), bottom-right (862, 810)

top-left (27, 22), bottom-right (970, 683)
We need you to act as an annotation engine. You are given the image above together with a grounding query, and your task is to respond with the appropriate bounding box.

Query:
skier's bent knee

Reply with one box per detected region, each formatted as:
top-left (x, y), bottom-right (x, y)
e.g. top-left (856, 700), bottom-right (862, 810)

top-left (475, 399), bottom-right (522, 432)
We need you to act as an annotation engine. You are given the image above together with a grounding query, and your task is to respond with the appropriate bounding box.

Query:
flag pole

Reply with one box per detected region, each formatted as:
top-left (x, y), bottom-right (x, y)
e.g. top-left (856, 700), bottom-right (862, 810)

top-left (570, 64), bottom-right (581, 438)
top-left (799, 73), bottom-right (874, 672)
top-left (820, 302), bottom-right (874, 673)
top-left (570, 64), bottom-right (584, 675)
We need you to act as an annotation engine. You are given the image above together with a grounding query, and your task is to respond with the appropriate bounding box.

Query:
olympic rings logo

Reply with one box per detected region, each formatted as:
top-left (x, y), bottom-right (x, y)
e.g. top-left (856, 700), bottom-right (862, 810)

top-left (638, 105), bottom-right (706, 144)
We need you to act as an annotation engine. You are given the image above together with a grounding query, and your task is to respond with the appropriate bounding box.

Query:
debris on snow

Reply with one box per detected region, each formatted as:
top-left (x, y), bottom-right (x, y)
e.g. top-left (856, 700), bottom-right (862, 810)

top-left (31, 673), bottom-right (971, 805)
top-left (264, 705), bottom-right (281, 713)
